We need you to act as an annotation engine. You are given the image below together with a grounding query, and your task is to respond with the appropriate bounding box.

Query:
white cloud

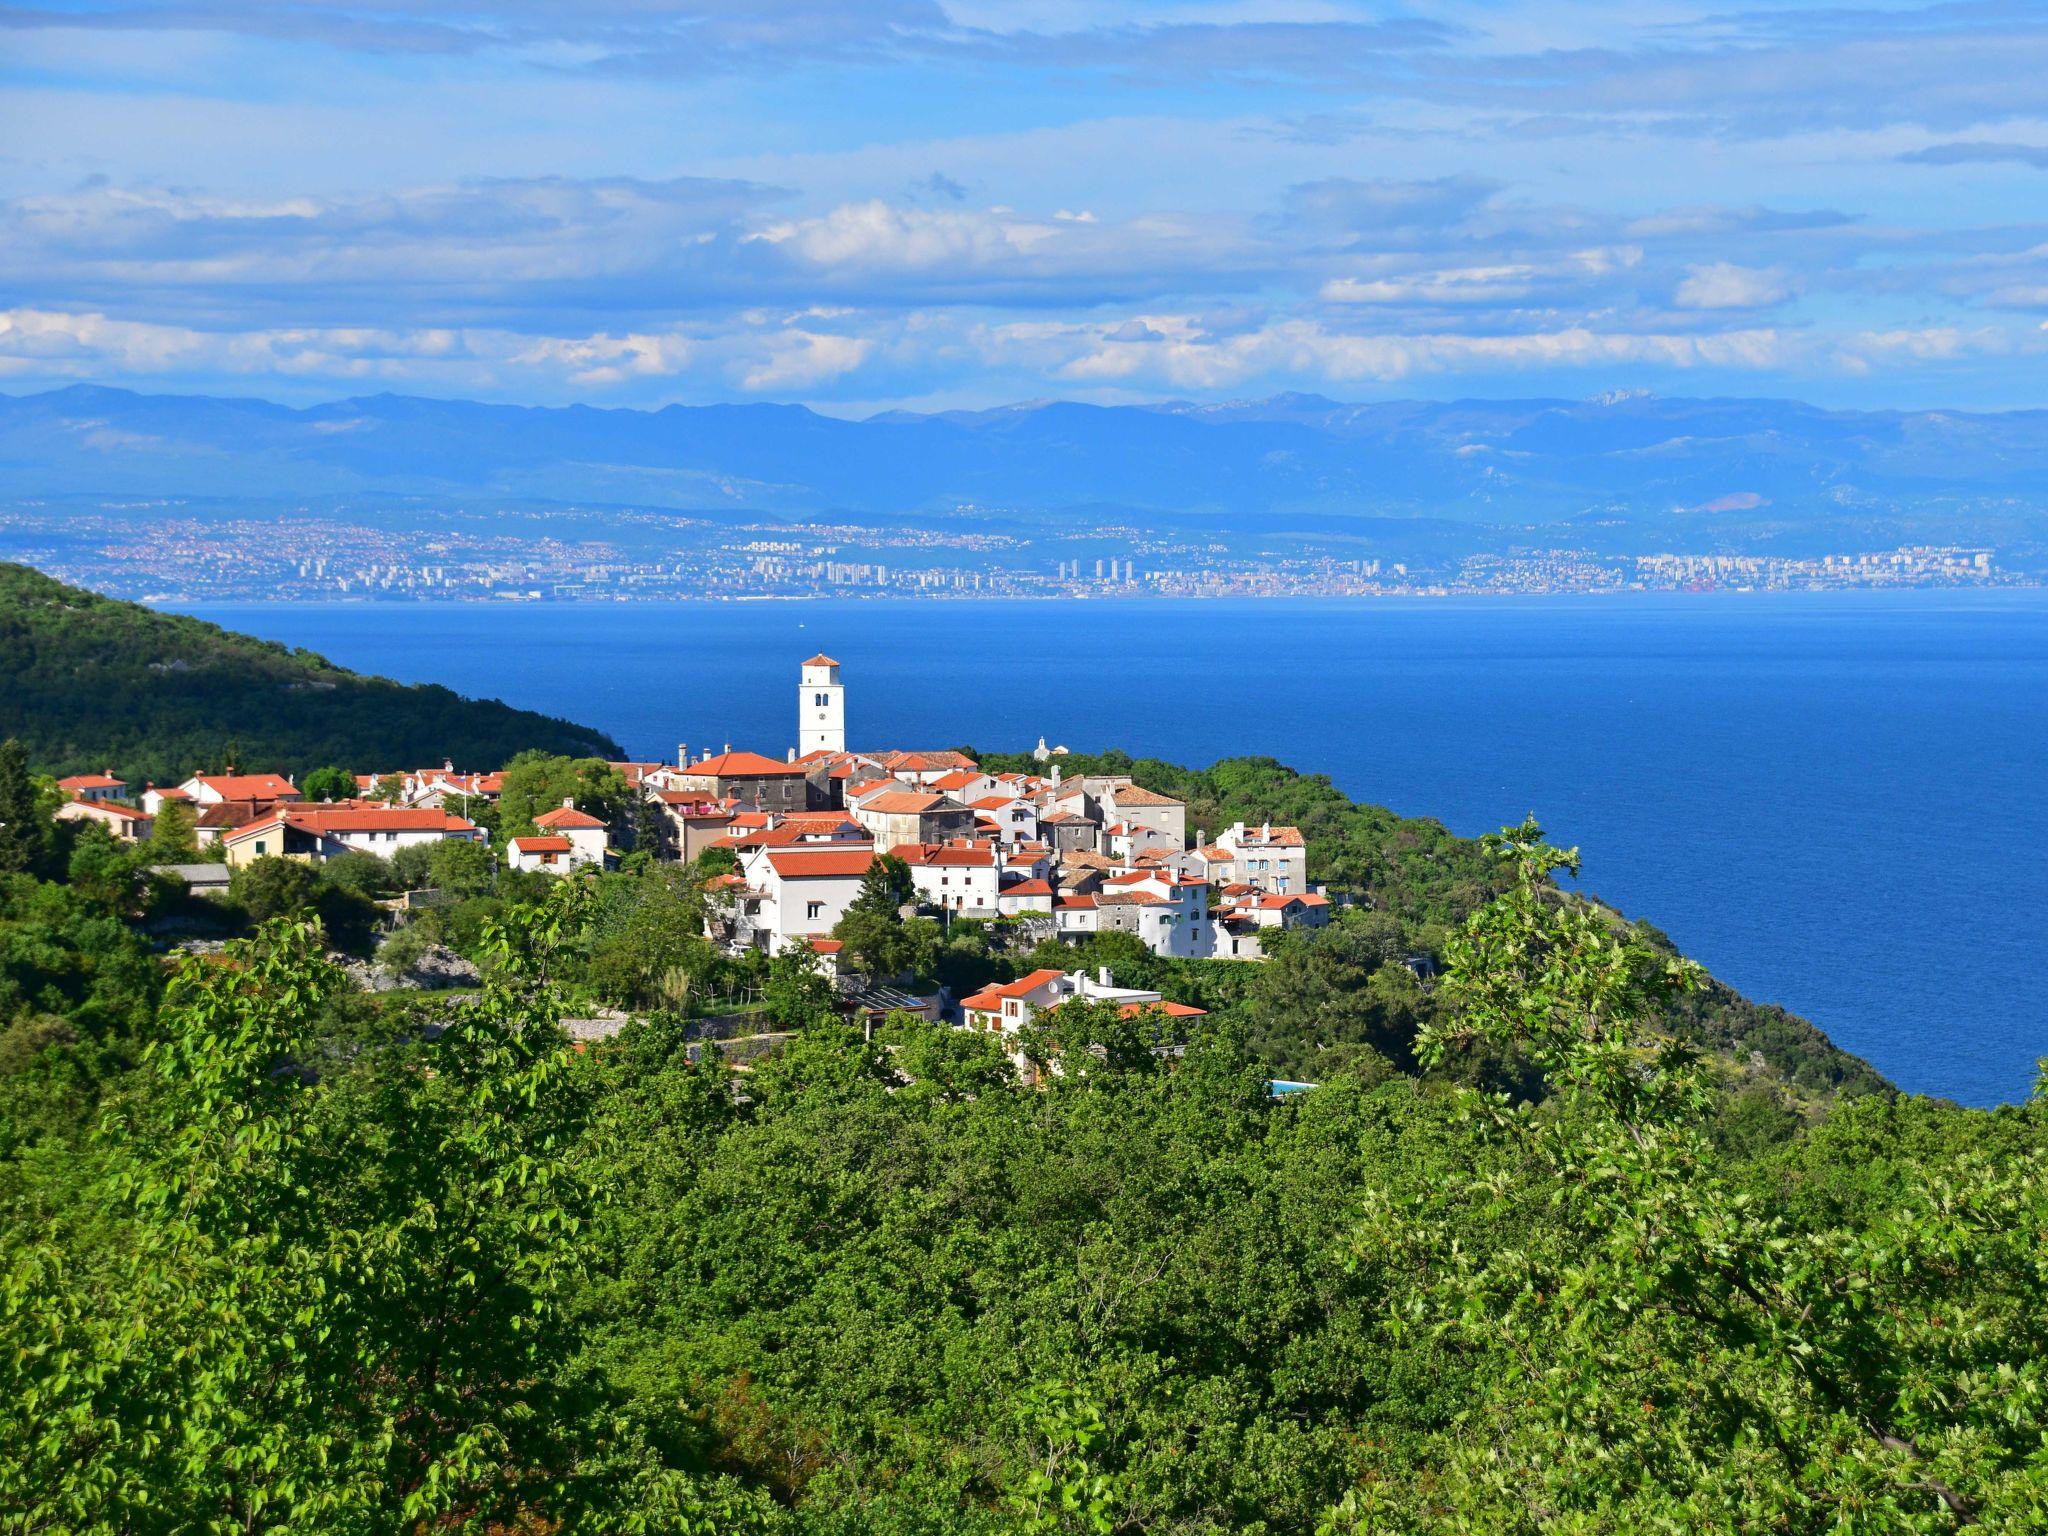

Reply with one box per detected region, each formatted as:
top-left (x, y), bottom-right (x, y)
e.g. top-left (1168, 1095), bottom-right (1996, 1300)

top-left (1674, 261), bottom-right (1791, 310)
top-left (737, 330), bottom-right (874, 390)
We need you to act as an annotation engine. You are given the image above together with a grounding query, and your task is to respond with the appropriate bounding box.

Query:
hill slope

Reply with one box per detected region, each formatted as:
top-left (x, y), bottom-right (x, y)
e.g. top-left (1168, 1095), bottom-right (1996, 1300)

top-left (0, 563), bottom-right (621, 783)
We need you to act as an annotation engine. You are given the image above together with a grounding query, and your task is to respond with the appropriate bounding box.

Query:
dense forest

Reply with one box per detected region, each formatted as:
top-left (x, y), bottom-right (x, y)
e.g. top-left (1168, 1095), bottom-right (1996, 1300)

top-left (0, 564), bottom-right (620, 782)
top-left (4, 728), bottom-right (2043, 1532)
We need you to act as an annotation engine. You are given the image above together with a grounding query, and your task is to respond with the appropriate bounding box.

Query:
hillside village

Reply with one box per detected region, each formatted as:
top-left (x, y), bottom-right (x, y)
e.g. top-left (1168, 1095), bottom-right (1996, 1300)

top-left (50, 654), bottom-right (1331, 1038)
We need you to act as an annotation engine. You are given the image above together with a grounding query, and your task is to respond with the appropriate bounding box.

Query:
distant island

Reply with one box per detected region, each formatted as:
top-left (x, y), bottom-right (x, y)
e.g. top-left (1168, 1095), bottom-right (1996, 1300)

top-left (3, 385), bottom-right (2042, 602)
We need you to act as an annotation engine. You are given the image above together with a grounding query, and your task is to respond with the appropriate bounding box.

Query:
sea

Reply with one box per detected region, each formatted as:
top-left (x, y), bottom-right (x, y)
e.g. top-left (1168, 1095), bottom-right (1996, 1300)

top-left (171, 591), bottom-right (2048, 1109)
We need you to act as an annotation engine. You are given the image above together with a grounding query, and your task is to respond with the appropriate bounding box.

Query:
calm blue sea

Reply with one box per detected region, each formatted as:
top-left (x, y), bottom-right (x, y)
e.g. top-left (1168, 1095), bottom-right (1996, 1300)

top-left (172, 592), bottom-right (2048, 1108)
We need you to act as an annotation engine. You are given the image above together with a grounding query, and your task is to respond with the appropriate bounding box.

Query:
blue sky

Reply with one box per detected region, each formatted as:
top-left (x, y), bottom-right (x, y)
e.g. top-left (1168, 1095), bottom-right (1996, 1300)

top-left (3, 0), bottom-right (2046, 411)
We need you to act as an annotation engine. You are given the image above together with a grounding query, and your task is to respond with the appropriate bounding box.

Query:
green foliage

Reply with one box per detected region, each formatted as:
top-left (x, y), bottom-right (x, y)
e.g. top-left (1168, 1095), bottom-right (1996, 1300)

top-left (0, 739), bottom-right (50, 878)
top-left (498, 751), bottom-right (631, 840)
top-left (831, 853), bottom-right (918, 979)
top-left (143, 797), bottom-right (198, 862)
top-left (0, 563), bottom-right (621, 782)
top-left (229, 854), bottom-right (322, 923)
top-left (0, 719), bottom-right (2037, 1533)
top-left (299, 764), bottom-right (357, 802)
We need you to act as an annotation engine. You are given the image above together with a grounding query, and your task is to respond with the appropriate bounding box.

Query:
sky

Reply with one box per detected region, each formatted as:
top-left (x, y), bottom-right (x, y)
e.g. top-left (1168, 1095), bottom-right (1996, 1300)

top-left (3, 0), bottom-right (2047, 413)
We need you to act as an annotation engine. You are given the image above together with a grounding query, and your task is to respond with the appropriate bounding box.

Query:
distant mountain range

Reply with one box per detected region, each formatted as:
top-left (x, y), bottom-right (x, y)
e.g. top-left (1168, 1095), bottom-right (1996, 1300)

top-left (6, 383), bottom-right (2048, 537)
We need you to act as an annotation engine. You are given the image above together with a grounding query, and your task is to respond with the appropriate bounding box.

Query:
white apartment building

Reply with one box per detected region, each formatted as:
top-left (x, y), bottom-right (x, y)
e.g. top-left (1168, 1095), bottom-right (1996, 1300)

top-left (739, 845), bottom-right (877, 955)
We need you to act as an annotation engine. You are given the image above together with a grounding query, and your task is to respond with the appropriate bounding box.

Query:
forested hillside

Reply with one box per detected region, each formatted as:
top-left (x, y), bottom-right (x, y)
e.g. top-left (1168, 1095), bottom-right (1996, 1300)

top-left (5, 744), bottom-right (2040, 1532)
top-left (0, 563), bottom-right (620, 781)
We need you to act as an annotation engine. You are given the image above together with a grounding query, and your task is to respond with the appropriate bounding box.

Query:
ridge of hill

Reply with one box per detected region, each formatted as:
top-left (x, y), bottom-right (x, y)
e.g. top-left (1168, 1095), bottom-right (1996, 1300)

top-left (0, 563), bottom-right (621, 783)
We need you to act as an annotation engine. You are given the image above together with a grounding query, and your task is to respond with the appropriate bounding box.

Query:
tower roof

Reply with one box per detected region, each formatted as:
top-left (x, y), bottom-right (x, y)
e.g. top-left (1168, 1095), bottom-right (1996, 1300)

top-left (802, 653), bottom-right (840, 668)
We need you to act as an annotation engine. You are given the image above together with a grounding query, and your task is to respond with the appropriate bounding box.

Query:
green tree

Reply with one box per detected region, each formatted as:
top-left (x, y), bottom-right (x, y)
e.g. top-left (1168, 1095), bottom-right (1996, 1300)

top-left (0, 739), bottom-right (48, 877)
top-left (230, 856), bottom-right (322, 923)
top-left (498, 753), bottom-right (630, 841)
top-left (146, 798), bottom-right (199, 863)
top-left (0, 906), bottom-right (694, 1531)
top-left (319, 849), bottom-right (397, 898)
top-left (427, 837), bottom-right (498, 898)
top-left (761, 948), bottom-right (836, 1029)
top-left (830, 853), bottom-right (917, 980)
top-left (300, 765), bottom-right (357, 802)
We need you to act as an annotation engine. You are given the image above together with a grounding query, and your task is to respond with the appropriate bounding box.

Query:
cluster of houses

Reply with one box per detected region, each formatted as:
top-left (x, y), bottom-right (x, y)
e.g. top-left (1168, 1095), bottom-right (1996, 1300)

top-left (50, 655), bottom-right (1331, 970)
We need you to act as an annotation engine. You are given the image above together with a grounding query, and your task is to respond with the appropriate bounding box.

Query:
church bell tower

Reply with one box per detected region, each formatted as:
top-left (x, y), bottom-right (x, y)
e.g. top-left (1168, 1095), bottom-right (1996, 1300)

top-left (799, 654), bottom-right (845, 756)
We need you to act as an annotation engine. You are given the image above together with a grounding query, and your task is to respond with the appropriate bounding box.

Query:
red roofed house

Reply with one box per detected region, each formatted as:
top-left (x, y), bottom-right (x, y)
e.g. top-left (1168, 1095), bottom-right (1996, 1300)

top-left (1102, 782), bottom-right (1187, 844)
top-left (1214, 821), bottom-right (1309, 894)
top-left (505, 799), bottom-right (609, 873)
top-left (968, 793), bottom-right (1038, 845)
top-left (736, 844), bottom-right (878, 955)
top-left (870, 749), bottom-right (978, 787)
top-left (57, 771), bottom-right (128, 805)
top-left (508, 835), bottom-right (578, 872)
top-left (958, 965), bottom-right (1206, 1078)
top-left (220, 806), bottom-right (485, 867)
top-left (996, 877), bottom-right (1055, 918)
top-left (665, 748), bottom-right (814, 812)
top-left (849, 788), bottom-right (976, 851)
top-left (173, 772), bottom-right (303, 809)
top-left (54, 797), bottom-right (153, 843)
top-left (897, 840), bottom-right (1000, 914)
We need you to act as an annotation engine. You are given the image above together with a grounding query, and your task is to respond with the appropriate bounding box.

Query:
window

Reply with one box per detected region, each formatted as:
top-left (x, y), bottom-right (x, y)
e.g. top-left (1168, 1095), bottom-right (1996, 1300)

top-left (806, 900), bottom-right (826, 921)
top-left (254, 840), bottom-right (267, 855)
top-left (814, 692), bottom-right (829, 707)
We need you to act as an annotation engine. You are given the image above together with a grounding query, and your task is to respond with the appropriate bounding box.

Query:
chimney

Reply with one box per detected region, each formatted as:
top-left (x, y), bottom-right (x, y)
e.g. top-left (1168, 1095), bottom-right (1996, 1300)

top-left (1261, 820), bottom-right (1270, 840)
top-left (724, 741), bottom-right (731, 755)
top-left (563, 796), bottom-right (575, 809)
top-left (787, 746), bottom-right (796, 763)
top-left (1098, 965), bottom-right (1112, 987)
top-left (677, 742), bottom-right (688, 769)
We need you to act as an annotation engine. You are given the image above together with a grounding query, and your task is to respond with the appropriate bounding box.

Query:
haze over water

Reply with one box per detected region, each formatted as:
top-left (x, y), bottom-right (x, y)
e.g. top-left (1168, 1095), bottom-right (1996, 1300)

top-left (176, 590), bottom-right (2048, 1108)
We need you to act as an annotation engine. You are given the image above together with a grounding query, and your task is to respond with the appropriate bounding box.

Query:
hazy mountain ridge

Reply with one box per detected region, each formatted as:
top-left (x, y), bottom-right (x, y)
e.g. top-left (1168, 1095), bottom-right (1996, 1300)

top-left (7, 384), bottom-right (2048, 533)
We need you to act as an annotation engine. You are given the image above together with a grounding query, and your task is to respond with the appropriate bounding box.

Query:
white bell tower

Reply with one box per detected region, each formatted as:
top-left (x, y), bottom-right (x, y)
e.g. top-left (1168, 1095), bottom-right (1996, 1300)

top-left (799, 653), bottom-right (845, 756)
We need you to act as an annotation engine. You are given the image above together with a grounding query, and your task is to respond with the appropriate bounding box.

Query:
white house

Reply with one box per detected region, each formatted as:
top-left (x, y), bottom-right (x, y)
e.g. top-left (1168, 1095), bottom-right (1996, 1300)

top-left (54, 798), bottom-right (153, 843)
top-left (170, 772), bottom-right (302, 809)
top-left (1214, 821), bottom-right (1309, 894)
top-left (739, 845), bottom-right (877, 955)
top-left (897, 840), bottom-right (1001, 915)
top-left (1102, 783), bottom-right (1187, 844)
top-left (530, 800), bottom-right (610, 867)
top-left (220, 806), bottom-right (484, 866)
top-left (969, 794), bottom-right (1039, 845)
top-left (1090, 870), bottom-right (1221, 959)
top-left (56, 771), bottom-right (129, 805)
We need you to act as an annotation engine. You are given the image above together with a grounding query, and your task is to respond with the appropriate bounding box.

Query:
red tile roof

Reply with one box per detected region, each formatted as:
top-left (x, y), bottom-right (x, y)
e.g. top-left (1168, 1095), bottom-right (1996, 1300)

top-left (684, 750), bottom-right (807, 778)
top-left (1002, 878), bottom-right (1053, 897)
top-left (63, 799), bottom-right (149, 821)
top-left (802, 653), bottom-right (840, 667)
top-left (961, 968), bottom-right (1069, 1014)
top-left (534, 805), bottom-right (606, 830)
top-left (194, 773), bottom-right (299, 800)
top-left (513, 835), bottom-right (573, 853)
top-left (1109, 786), bottom-right (1183, 807)
top-left (224, 806), bottom-right (479, 844)
top-left (763, 848), bottom-right (876, 878)
top-left (1120, 1000), bottom-right (1206, 1019)
top-left (897, 842), bottom-right (996, 867)
top-left (58, 773), bottom-right (125, 792)
top-left (858, 791), bottom-right (952, 815)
